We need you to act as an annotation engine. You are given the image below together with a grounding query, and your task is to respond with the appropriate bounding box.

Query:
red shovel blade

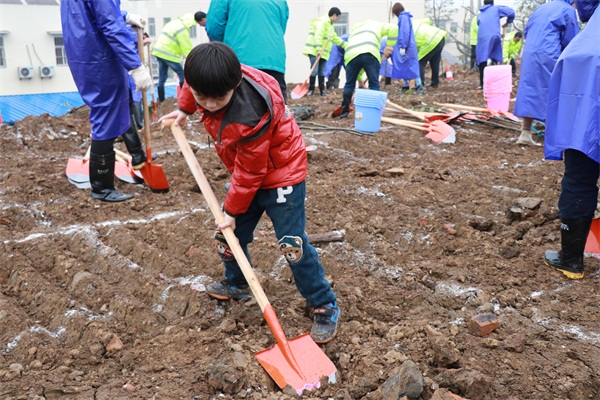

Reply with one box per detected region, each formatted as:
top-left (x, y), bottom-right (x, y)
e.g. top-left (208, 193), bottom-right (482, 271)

top-left (585, 219), bottom-right (600, 254)
top-left (291, 82), bottom-right (309, 100)
top-left (66, 157), bottom-right (91, 189)
top-left (139, 148), bottom-right (169, 192)
top-left (424, 121), bottom-right (456, 143)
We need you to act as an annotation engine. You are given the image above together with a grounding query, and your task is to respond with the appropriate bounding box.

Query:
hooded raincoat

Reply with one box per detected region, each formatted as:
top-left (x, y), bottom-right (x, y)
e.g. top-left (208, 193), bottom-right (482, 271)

top-left (151, 14), bottom-right (197, 63)
top-left (513, 0), bottom-right (578, 121)
top-left (502, 31), bottom-right (523, 62)
top-left (392, 11), bottom-right (420, 80)
top-left (545, 1), bottom-right (600, 162)
top-left (476, 4), bottom-right (515, 64)
top-left (302, 14), bottom-right (346, 61)
top-left (60, 0), bottom-right (142, 141)
top-left (207, 0), bottom-right (288, 74)
top-left (413, 19), bottom-right (447, 60)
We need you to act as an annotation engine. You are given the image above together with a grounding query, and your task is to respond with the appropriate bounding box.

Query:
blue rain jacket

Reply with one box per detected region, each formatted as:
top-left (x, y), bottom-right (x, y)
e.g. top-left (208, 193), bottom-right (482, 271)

top-left (61, 0), bottom-right (141, 140)
top-left (476, 4), bottom-right (515, 64)
top-left (206, 0), bottom-right (288, 74)
top-left (379, 38), bottom-right (393, 78)
top-left (545, 4), bottom-right (600, 162)
top-left (513, 0), bottom-right (578, 121)
top-left (392, 11), bottom-right (420, 80)
top-left (126, 24), bottom-right (142, 103)
top-left (324, 33), bottom-right (348, 77)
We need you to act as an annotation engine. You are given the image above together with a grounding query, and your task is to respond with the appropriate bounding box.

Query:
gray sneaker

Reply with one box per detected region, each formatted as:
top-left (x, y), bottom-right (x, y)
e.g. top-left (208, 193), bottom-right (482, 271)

top-left (206, 279), bottom-right (251, 300)
top-left (310, 302), bottom-right (341, 344)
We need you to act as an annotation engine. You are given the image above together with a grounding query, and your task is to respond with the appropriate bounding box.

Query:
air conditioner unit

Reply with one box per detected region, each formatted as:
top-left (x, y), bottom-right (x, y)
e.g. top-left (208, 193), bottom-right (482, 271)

top-left (18, 66), bottom-right (34, 80)
top-left (40, 65), bottom-right (55, 79)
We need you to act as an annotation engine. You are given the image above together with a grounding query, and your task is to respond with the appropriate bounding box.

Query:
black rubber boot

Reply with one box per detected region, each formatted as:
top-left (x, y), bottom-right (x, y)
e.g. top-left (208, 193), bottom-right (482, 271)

top-left (157, 86), bottom-right (165, 103)
top-left (318, 76), bottom-right (327, 96)
top-left (544, 218), bottom-right (592, 279)
top-left (89, 151), bottom-right (134, 202)
top-left (307, 76), bottom-right (316, 96)
top-left (121, 123), bottom-right (146, 170)
top-left (338, 92), bottom-right (353, 119)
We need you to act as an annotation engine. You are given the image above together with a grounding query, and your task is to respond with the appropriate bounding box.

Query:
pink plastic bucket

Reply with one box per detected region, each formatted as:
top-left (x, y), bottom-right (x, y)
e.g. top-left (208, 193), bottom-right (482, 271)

top-left (483, 65), bottom-right (512, 112)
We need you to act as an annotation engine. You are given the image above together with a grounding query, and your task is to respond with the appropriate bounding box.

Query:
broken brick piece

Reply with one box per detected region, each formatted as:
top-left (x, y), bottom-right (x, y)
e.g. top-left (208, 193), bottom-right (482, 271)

top-left (467, 312), bottom-right (499, 337)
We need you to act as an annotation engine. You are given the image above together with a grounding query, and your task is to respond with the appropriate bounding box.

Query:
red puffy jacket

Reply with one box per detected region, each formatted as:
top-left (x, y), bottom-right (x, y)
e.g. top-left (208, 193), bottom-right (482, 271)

top-left (178, 65), bottom-right (308, 216)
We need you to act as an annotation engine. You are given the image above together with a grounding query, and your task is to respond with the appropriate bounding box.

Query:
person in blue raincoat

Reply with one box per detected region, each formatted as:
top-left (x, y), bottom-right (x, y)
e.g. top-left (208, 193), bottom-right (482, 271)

top-left (513, 0), bottom-right (578, 146)
top-left (391, 2), bottom-right (425, 94)
top-left (543, 0), bottom-right (600, 280)
top-left (476, 0), bottom-right (515, 88)
top-left (206, 0), bottom-right (289, 101)
top-left (61, 0), bottom-right (152, 202)
top-left (324, 33), bottom-right (348, 90)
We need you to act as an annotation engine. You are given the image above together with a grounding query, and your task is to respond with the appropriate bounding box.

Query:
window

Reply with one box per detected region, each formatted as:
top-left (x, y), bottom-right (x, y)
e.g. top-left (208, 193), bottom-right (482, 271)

top-left (148, 18), bottom-right (156, 36)
top-left (333, 12), bottom-right (349, 37)
top-left (0, 36), bottom-right (5, 67)
top-left (450, 22), bottom-right (458, 33)
top-left (189, 25), bottom-right (197, 39)
top-left (54, 36), bottom-right (67, 65)
top-left (163, 17), bottom-right (171, 27)
top-left (438, 20), bottom-right (447, 30)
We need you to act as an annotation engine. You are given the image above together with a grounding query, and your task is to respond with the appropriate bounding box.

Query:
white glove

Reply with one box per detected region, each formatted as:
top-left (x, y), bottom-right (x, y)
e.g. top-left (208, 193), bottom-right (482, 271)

top-left (126, 13), bottom-right (145, 28)
top-left (400, 48), bottom-right (406, 56)
top-left (130, 65), bottom-right (152, 91)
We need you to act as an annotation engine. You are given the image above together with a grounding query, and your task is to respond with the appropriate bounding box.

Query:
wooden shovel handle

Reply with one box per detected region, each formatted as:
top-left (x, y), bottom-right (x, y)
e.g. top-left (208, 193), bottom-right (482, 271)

top-left (386, 100), bottom-right (427, 120)
top-left (435, 102), bottom-right (486, 112)
top-left (137, 29), bottom-right (153, 156)
top-left (381, 116), bottom-right (427, 131)
top-left (306, 36), bottom-right (333, 80)
top-left (168, 121), bottom-right (270, 311)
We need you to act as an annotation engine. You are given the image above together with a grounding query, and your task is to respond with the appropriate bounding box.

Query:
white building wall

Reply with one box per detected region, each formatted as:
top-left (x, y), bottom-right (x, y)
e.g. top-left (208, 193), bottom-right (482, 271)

top-left (0, 1), bottom-right (425, 96)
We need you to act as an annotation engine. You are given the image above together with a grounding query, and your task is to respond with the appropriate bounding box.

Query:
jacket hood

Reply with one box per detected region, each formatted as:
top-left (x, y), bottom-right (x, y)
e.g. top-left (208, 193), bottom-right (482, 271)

top-left (577, 0), bottom-right (599, 22)
top-left (556, 0), bottom-right (576, 5)
top-left (480, 4), bottom-right (493, 12)
top-left (180, 13), bottom-right (197, 28)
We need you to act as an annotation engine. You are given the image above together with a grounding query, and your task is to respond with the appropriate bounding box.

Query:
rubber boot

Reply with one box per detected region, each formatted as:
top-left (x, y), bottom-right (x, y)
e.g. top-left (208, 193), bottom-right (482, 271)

top-left (517, 130), bottom-right (541, 146)
top-left (157, 86), bottom-right (165, 103)
top-left (544, 218), bottom-right (592, 279)
top-left (89, 151), bottom-right (134, 203)
top-left (338, 92), bottom-right (353, 119)
top-left (121, 124), bottom-right (147, 170)
top-left (318, 76), bottom-right (327, 96)
top-left (307, 76), bottom-right (316, 96)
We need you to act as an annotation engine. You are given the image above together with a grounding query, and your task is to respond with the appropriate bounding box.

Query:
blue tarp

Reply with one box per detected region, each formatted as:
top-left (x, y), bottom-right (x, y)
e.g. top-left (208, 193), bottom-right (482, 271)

top-left (0, 86), bottom-right (177, 125)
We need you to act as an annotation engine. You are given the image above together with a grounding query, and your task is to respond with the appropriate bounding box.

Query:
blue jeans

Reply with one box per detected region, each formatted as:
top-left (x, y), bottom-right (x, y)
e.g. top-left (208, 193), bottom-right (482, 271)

top-left (215, 181), bottom-right (336, 308)
top-left (308, 55), bottom-right (327, 77)
top-left (343, 53), bottom-right (380, 94)
top-left (156, 57), bottom-right (184, 88)
top-left (558, 149), bottom-right (600, 219)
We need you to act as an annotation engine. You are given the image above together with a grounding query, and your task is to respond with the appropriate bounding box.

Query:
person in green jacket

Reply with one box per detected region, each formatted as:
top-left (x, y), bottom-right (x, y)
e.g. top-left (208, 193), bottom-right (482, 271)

top-left (502, 31), bottom-right (523, 77)
top-left (302, 7), bottom-right (346, 96)
top-left (413, 18), bottom-right (447, 88)
top-left (151, 12), bottom-right (206, 103)
top-left (206, 0), bottom-right (289, 102)
top-left (470, 13), bottom-right (479, 72)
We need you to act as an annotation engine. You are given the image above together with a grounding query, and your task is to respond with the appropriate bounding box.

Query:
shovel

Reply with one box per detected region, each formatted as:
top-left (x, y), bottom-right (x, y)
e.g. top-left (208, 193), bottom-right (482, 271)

top-left (585, 219), bottom-right (600, 255)
top-left (386, 100), bottom-right (463, 123)
top-left (291, 36), bottom-right (332, 100)
top-left (137, 28), bottom-right (169, 192)
top-left (114, 149), bottom-right (144, 184)
top-left (166, 120), bottom-right (337, 394)
top-left (66, 146), bottom-right (91, 189)
top-left (381, 116), bottom-right (456, 143)
top-left (434, 102), bottom-right (521, 123)
top-left (147, 43), bottom-right (158, 122)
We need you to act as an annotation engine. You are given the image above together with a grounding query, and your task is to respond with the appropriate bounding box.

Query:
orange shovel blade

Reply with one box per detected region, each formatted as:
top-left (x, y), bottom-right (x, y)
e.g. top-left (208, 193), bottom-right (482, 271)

top-left (139, 149), bottom-right (169, 192)
top-left (255, 333), bottom-right (337, 394)
top-left (585, 219), bottom-right (600, 254)
top-left (291, 81), bottom-right (309, 100)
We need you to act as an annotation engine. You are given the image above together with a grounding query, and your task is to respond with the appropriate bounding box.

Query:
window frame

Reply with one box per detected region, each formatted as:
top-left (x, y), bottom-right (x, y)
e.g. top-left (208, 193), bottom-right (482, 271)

top-left (333, 12), bottom-right (349, 37)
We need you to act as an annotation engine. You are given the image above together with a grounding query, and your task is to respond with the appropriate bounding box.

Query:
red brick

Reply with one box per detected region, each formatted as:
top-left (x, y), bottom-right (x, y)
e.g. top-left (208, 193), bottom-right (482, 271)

top-left (467, 312), bottom-right (499, 337)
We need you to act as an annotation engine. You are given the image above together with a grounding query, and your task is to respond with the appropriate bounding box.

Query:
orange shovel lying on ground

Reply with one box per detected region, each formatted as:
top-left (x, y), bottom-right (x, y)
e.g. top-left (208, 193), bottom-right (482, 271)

top-left (166, 120), bottom-right (337, 394)
top-left (291, 37), bottom-right (332, 100)
top-left (381, 116), bottom-right (456, 143)
top-left (385, 100), bottom-right (462, 123)
top-left (434, 102), bottom-right (521, 123)
top-left (65, 146), bottom-right (91, 189)
top-left (137, 29), bottom-right (169, 192)
top-left (585, 219), bottom-right (600, 254)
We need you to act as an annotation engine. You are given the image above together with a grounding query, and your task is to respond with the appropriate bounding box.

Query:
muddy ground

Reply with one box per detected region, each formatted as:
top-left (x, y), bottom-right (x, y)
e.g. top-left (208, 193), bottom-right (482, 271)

top-left (2, 68), bottom-right (600, 400)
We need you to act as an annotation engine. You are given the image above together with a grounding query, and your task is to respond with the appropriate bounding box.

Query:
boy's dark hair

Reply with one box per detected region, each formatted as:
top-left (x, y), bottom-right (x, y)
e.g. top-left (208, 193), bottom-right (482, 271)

top-left (194, 11), bottom-right (207, 22)
top-left (514, 31), bottom-right (523, 38)
top-left (483, 0), bottom-right (494, 4)
top-left (328, 7), bottom-right (341, 17)
top-left (392, 2), bottom-right (405, 16)
top-left (184, 42), bottom-right (242, 98)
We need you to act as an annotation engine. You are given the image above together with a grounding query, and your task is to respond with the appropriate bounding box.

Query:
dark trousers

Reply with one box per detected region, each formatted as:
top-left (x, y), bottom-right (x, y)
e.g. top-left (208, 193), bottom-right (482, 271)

top-left (558, 149), bottom-right (600, 220)
top-left (419, 37), bottom-right (445, 87)
top-left (478, 60), bottom-right (498, 87)
top-left (308, 55), bottom-right (327, 77)
top-left (327, 65), bottom-right (341, 89)
top-left (509, 58), bottom-right (516, 75)
top-left (470, 45), bottom-right (477, 70)
top-left (217, 181), bottom-right (336, 308)
top-left (343, 53), bottom-right (381, 94)
top-left (261, 69), bottom-right (287, 104)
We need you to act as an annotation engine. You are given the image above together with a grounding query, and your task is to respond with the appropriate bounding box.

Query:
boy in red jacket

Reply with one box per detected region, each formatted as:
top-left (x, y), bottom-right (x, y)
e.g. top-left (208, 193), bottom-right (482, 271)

top-left (161, 42), bottom-right (339, 343)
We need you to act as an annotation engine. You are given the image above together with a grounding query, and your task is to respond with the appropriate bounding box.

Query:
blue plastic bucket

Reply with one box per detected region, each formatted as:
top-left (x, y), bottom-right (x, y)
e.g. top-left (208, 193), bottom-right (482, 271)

top-left (354, 89), bottom-right (388, 133)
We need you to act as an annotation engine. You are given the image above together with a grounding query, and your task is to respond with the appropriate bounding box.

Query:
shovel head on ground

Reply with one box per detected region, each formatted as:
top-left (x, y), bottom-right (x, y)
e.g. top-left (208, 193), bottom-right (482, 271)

top-left (66, 156), bottom-right (91, 189)
top-left (291, 81), bottom-right (309, 100)
top-left (585, 219), bottom-right (600, 254)
top-left (139, 148), bottom-right (169, 192)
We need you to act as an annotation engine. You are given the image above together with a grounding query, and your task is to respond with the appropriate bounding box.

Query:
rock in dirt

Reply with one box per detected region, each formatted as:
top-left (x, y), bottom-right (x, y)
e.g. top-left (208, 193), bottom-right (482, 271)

top-left (426, 326), bottom-right (461, 367)
top-left (434, 368), bottom-right (490, 400)
top-left (380, 359), bottom-right (424, 400)
top-left (104, 335), bottom-right (124, 352)
top-left (206, 362), bottom-right (246, 394)
top-left (431, 388), bottom-right (467, 399)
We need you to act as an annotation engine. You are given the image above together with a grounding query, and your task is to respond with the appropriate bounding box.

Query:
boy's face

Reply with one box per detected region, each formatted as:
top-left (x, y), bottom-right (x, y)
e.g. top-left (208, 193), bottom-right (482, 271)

top-left (190, 88), bottom-right (235, 113)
